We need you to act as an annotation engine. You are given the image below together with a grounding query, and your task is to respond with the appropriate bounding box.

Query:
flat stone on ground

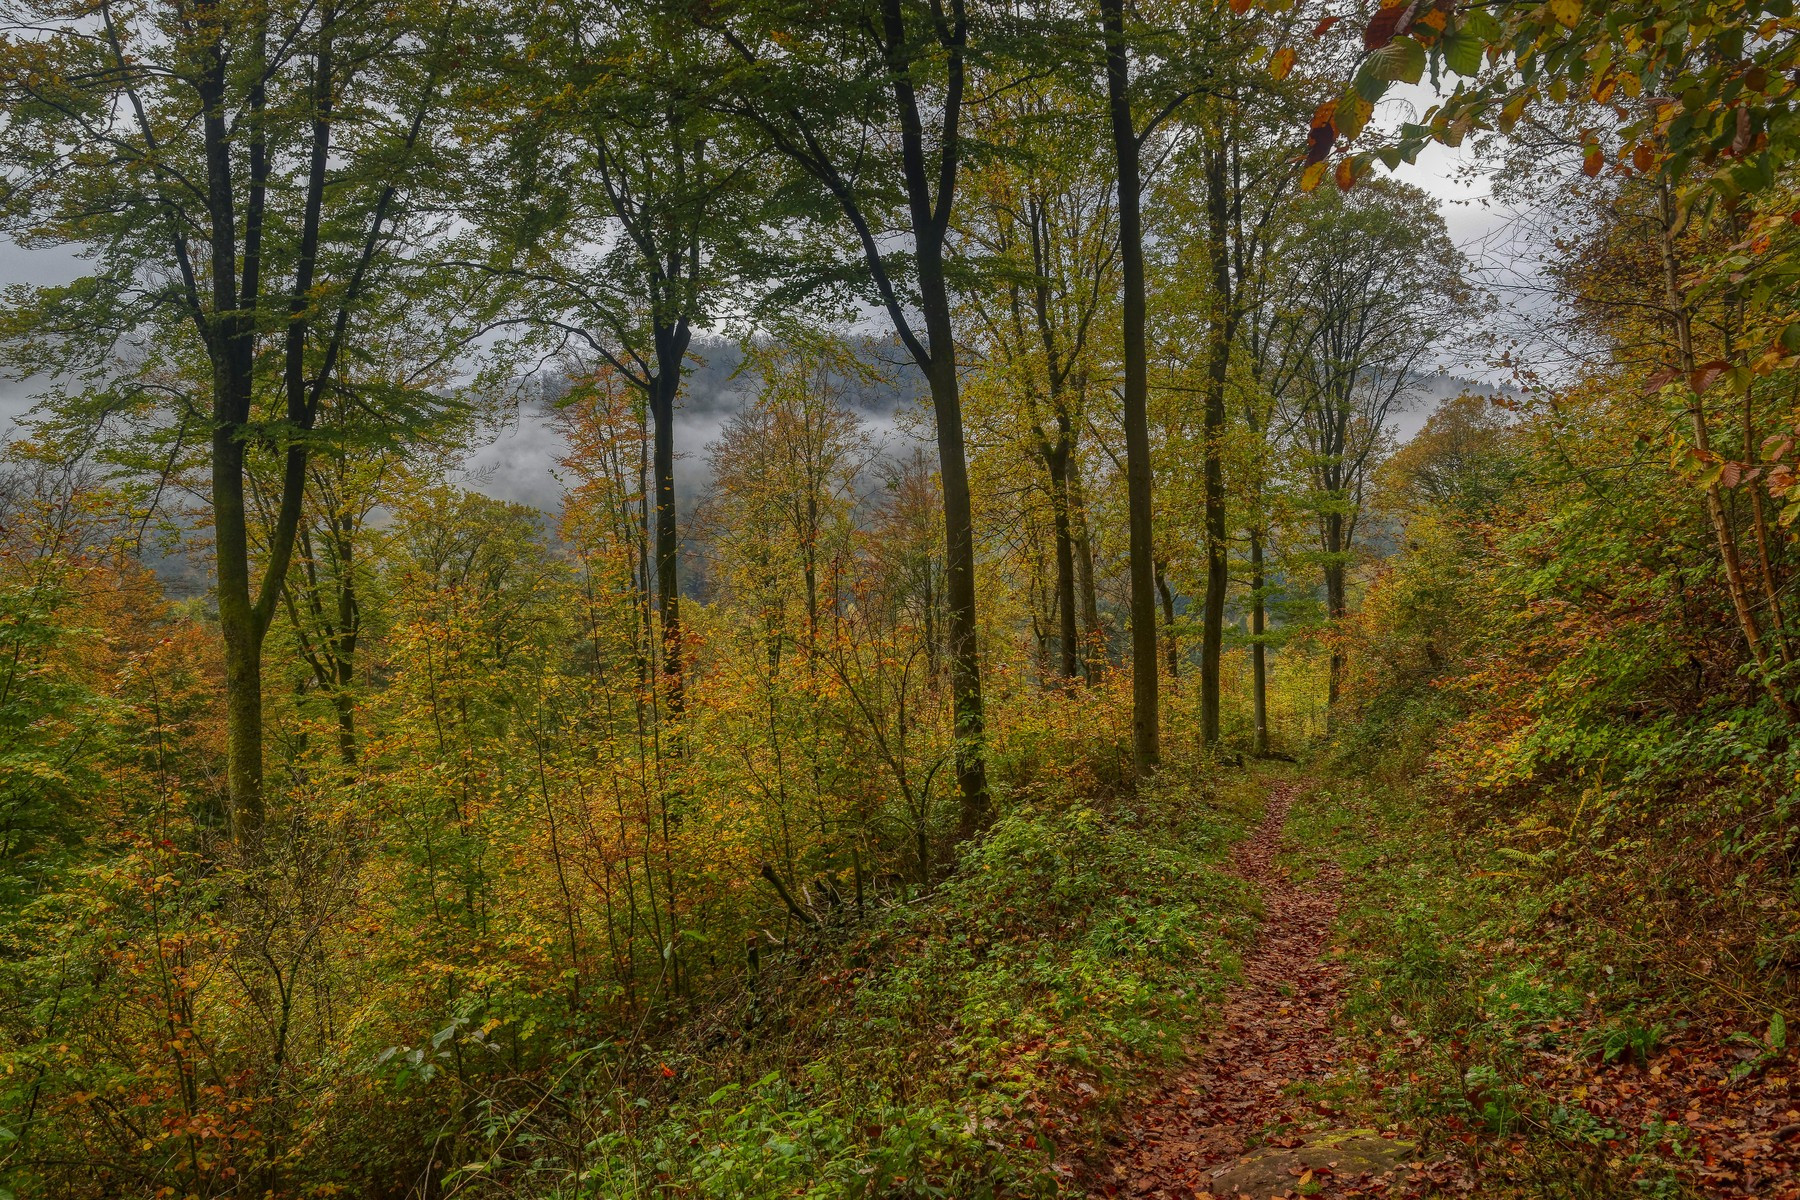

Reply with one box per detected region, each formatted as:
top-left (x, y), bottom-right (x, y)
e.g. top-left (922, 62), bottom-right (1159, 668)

top-left (1206, 1128), bottom-right (1418, 1197)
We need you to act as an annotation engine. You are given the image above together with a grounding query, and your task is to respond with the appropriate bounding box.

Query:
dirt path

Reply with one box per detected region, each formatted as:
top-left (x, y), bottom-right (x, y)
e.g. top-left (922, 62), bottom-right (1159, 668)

top-left (1090, 781), bottom-right (1445, 1199)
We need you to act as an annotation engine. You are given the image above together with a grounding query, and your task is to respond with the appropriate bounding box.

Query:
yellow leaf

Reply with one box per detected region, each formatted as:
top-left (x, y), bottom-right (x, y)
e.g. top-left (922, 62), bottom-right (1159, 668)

top-left (1270, 46), bottom-right (1296, 80)
top-left (1336, 92), bottom-right (1374, 140)
top-left (1548, 0), bottom-right (1581, 28)
top-left (1499, 92), bottom-right (1529, 133)
top-left (1300, 160), bottom-right (1328, 191)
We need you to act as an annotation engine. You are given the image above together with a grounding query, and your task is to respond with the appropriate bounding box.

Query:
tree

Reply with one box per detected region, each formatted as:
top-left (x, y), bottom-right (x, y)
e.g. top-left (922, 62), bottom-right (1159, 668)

top-left (956, 81), bottom-right (1118, 682)
top-left (0, 0), bottom-right (475, 848)
top-left (1268, 179), bottom-right (1466, 707)
top-left (718, 0), bottom-right (999, 834)
top-left (475, 0), bottom-right (772, 715)
top-left (1097, 0), bottom-right (1278, 764)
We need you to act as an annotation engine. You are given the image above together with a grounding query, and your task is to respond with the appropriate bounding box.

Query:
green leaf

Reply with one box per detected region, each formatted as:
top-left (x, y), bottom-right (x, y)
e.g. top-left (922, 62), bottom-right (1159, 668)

top-left (1353, 63), bottom-right (1387, 103)
top-left (1463, 8), bottom-right (1502, 41)
top-left (1442, 33), bottom-right (1483, 77)
top-left (1370, 36), bottom-right (1427, 85)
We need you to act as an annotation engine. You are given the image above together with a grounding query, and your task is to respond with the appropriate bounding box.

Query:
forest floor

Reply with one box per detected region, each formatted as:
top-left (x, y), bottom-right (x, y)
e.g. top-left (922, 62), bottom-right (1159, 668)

top-left (1085, 780), bottom-right (1464, 1200)
top-left (1082, 774), bottom-right (1800, 1200)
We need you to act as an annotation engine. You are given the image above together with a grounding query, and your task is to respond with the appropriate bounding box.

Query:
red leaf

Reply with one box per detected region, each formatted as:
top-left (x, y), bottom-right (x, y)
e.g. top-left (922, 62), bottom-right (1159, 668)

top-left (1304, 123), bottom-right (1337, 166)
top-left (1582, 148), bottom-right (1604, 177)
top-left (1313, 14), bottom-right (1341, 36)
top-left (1365, 2), bottom-right (1405, 49)
top-left (1690, 361), bottom-right (1731, 393)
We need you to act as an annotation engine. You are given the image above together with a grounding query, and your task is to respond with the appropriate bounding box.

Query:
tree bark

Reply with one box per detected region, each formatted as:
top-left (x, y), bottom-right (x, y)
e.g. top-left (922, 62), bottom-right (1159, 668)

top-left (651, 325), bottom-right (690, 716)
top-left (1249, 527), bottom-right (1269, 757)
top-left (1200, 139), bottom-right (1232, 748)
top-left (1102, 0), bottom-right (1158, 772)
top-left (1047, 445), bottom-right (1080, 680)
top-left (203, 26), bottom-right (268, 847)
top-left (923, 353), bottom-right (990, 836)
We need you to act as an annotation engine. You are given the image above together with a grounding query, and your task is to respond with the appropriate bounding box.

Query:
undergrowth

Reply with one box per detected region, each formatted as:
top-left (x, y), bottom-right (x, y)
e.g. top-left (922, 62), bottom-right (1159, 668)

top-left (487, 753), bottom-right (1263, 1198)
top-left (1289, 764), bottom-right (1796, 1199)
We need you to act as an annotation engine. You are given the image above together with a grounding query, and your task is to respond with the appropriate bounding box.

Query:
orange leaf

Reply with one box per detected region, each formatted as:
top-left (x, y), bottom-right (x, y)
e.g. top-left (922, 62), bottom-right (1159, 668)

top-left (1230, 0), bottom-right (1252, 13)
top-left (1336, 157), bottom-right (1358, 191)
top-left (1632, 141), bottom-right (1654, 172)
top-left (1312, 14), bottom-right (1340, 36)
top-left (1582, 148), bottom-right (1604, 176)
top-left (1270, 46), bottom-right (1296, 81)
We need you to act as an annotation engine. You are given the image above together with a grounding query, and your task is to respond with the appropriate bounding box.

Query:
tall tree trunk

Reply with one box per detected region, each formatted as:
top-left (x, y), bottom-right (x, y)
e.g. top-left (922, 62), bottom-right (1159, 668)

top-left (651, 327), bottom-right (689, 716)
top-left (1071, 459), bottom-right (1103, 682)
top-left (924, 354), bottom-right (990, 836)
top-left (1249, 527), bottom-right (1269, 757)
top-left (865, 0), bottom-right (987, 834)
top-left (1200, 137), bottom-right (1231, 747)
top-left (1102, 0), bottom-right (1158, 771)
top-left (1047, 447), bottom-right (1080, 680)
top-left (205, 38), bottom-right (268, 847)
top-left (216, 456), bottom-right (267, 846)
top-left (1156, 559), bottom-right (1179, 681)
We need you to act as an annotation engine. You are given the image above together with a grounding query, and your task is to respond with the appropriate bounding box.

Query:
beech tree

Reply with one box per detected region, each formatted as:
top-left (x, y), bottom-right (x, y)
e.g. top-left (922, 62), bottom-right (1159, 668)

top-left (956, 82), bottom-right (1118, 682)
top-left (1268, 180), bottom-right (1465, 707)
top-left (0, 0), bottom-right (477, 848)
top-left (716, 0), bottom-right (998, 834)
top-left (474, 0), bottom-right (775, 714)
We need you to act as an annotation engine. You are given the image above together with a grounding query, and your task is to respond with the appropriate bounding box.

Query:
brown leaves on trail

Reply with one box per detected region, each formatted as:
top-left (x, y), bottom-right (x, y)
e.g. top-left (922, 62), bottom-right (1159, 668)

top-left (1082, 785), bottom-right (1460, 1200)
top-left (1082, 784), bottom-right (1800, 1199)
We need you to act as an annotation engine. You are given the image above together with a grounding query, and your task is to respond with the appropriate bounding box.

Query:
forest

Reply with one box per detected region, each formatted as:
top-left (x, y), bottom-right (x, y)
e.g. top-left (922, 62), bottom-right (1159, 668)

top-left (1, 0), bottom-right (1797, 1196)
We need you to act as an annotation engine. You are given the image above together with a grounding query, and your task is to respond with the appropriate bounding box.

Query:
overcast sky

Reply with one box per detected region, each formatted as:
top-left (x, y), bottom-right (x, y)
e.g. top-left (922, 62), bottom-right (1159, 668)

top-left (0, 79), bottom-right (1528, 476)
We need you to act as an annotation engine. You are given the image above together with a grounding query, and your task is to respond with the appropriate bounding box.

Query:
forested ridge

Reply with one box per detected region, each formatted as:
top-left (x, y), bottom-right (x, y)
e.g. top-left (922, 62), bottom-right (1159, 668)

top-left (1, 0), bottom-right (1799, 1196)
